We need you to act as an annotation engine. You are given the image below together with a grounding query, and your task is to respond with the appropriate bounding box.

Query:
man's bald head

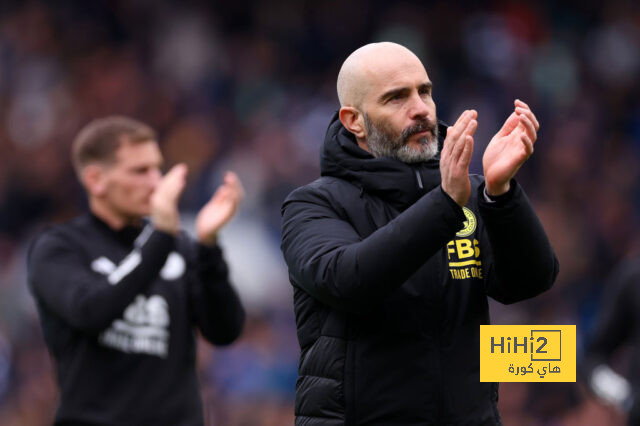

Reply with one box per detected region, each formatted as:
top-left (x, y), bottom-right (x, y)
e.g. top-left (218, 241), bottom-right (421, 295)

top-left (336, 42), bottom-right (425, 108)
top-left (336, 42), bottom-right (438, 163)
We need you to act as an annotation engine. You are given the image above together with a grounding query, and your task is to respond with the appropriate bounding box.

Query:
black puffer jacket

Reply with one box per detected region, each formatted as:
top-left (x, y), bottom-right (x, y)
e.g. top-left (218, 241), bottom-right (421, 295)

top-left (281, 112), bottom-right (559, 425)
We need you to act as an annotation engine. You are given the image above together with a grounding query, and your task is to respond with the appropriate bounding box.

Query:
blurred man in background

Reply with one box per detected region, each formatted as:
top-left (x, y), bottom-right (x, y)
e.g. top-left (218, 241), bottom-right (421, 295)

top-left (27, 116), bottom-right (245, 425)
top-left (584, 256), bottom-right (640, 425)
top-left (281, 42), bottom-right (558, 425)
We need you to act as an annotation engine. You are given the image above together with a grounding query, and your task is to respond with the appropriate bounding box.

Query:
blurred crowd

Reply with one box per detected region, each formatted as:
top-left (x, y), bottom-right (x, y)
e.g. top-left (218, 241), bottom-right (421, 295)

top-left (0, 0), bottom-right (639, 425)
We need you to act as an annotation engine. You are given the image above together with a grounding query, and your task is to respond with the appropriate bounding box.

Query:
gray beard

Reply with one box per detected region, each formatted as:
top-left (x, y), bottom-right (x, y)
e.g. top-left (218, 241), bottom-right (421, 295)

top-left (364, 114), bottom-right (439, 163)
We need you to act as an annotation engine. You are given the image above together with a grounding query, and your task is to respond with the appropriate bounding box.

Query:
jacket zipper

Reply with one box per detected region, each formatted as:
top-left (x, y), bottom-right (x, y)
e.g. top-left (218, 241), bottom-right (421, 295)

top-left (414, 169), bottom-right (424, 189)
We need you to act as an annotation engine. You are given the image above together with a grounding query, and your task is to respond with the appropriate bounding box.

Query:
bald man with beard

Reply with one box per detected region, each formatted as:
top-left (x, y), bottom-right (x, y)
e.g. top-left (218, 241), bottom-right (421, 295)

top-left (281, 42), bottom-right (558, 425)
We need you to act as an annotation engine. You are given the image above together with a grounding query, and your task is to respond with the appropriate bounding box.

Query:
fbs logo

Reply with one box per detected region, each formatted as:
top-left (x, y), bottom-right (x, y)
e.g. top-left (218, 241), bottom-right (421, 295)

top-left (456, 207), bottom-right (477, 237)
top-left (447, 208), bottom-right (481, 282)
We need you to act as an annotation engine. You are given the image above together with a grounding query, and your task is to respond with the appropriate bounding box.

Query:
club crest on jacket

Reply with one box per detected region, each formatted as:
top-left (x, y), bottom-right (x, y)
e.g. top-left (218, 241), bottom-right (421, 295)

top-left (456, 207), bottom-right (477, 237)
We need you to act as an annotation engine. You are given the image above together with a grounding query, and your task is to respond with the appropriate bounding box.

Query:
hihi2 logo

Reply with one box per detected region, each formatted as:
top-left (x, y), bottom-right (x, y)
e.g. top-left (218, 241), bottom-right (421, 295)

top-left (480, 325), bottom-right (575, 382)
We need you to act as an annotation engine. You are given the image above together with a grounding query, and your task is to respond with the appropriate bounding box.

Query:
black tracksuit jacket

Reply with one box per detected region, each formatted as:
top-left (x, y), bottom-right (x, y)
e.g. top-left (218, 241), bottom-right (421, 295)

top-left (281, 113), bottom-right (559, 425)
top-left (27, 214), bottom-right (245, 426)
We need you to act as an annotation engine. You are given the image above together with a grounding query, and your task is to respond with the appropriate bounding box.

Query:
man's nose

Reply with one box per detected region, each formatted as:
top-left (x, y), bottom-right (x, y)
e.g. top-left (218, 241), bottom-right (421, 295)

top-left (408, 93), bottom-right (429, 119)
top-left (149, 169), bottom-right (162, 188)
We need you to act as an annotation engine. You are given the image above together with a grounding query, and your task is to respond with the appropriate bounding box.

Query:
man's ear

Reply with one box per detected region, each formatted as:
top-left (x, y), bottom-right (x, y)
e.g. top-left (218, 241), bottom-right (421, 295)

top-left (339, 107), bottom-right (366, 139)
top-left (81, 164), bottom-right (107, 197)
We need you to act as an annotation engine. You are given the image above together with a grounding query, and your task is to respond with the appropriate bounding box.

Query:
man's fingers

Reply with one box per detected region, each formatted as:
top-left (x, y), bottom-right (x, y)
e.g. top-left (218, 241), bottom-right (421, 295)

top-left (514, 99), bottom-right (533, 113)
top-left (224, 171), bottom-right (238, 185)
top-left (465, 118), bottom-right (478, 138)
top-left (166, 164), bottom-right (188, 197)
top-left (516, 107), bottom-right (539, 132)
top-left (498, 112), bottom-right (519, 137)
top-left (443, 110), bottom-right (477, 158)
top-left (451, 110), bottom-right (477, 139)
top-left (449, 116), bottom-right (477, 153)
top-left (452, 109), bottom-right (468, 127)
top-left (166, 163), bottom-right (188, 180)
top-left (449, 122), bottom-right (471, 161)
top-left (458, 135), bottom-right (474, 167)
top-left (447, 112), bottom-right (467, 141)
top-left (514, 99), bottom-right (529, 108)
top-left (230, 172), bottom-right (245, 199)
top-left (515, 100), bottom-right (539, 130)
top-left (441, 126), bottom-right (459, 159)
top-left (212, 172), bottom-right (244, 208)
top-left (150, 164), bottom-right (188, 234)
top-left (461, 110), bottom-right (478, 134)
top-left (223, 171), bottom-right (245, 202)
top-left (453, 119), bottom-right (477, 162)
top-left (441, 112), bottom-right (474, 207)
top-left (156, 163), bottom-right (188, 202)
top-left (521, 133), bottom-right (534, 156)
top-left (517, 113), bottom-right (537, 143)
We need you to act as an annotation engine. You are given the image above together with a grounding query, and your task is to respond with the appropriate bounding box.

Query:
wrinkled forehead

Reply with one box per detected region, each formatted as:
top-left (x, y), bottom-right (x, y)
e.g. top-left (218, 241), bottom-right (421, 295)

top-left (361, 52), bottom-right (430, 103)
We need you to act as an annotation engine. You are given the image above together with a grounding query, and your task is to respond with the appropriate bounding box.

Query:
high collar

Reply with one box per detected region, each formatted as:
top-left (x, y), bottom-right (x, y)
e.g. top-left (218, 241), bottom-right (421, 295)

top-left (319, 111), bottom-right (448, 211)
top-left (88, 212), bottom-right (146, 246)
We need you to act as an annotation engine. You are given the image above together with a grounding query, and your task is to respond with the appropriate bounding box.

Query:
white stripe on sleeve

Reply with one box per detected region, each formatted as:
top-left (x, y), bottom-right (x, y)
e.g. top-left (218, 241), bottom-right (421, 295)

top-left (108, 250), bottom-right (142, 285)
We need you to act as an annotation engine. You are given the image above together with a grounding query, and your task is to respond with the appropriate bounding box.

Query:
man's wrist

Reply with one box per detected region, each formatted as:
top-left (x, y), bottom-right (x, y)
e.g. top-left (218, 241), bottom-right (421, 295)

top-left (151, 214), bottom-right (180, 235)
top-left (485, 181), bottom-right (510, 197)
top-left (482, 187), bottom-right (496, 203)
top-left (198, 233), bottom-right (218, 247)
top-left (480, 179), bottom-right (517, 206)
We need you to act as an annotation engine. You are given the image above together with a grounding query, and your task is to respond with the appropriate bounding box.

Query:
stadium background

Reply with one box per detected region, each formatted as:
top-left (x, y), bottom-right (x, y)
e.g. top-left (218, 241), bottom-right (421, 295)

top-left (0, 0), bottom-right (639, 424)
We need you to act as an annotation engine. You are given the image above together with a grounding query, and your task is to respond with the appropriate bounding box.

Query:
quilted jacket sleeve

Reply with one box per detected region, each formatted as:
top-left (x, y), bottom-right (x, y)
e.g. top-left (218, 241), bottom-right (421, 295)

top-left (477, 179), bottom-right (559, 304)
top-left (281, 184), bottom-right (465, 313)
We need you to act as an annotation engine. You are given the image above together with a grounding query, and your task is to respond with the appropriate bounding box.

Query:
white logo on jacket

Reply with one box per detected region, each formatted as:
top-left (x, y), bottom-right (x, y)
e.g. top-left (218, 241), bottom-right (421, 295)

top-left (91, 256), bottom-right (116, 275)
top-left (160, 252), bottom-right (186, 280)
top-left (99, 295), bottom-right (171, 358)
top-left (90, 252), bottom-right (186, 282)
top-left (90, 251), bottom-right (183, 357)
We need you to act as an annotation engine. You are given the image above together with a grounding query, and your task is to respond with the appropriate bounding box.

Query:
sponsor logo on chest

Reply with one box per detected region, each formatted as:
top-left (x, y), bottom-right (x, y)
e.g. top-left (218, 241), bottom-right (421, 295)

top-left (89, 251), bottom-right (186, 357)
top-left (99, 294), bottom-right (171, 357)
top-left (447, 207), bottom-right (483, 281)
